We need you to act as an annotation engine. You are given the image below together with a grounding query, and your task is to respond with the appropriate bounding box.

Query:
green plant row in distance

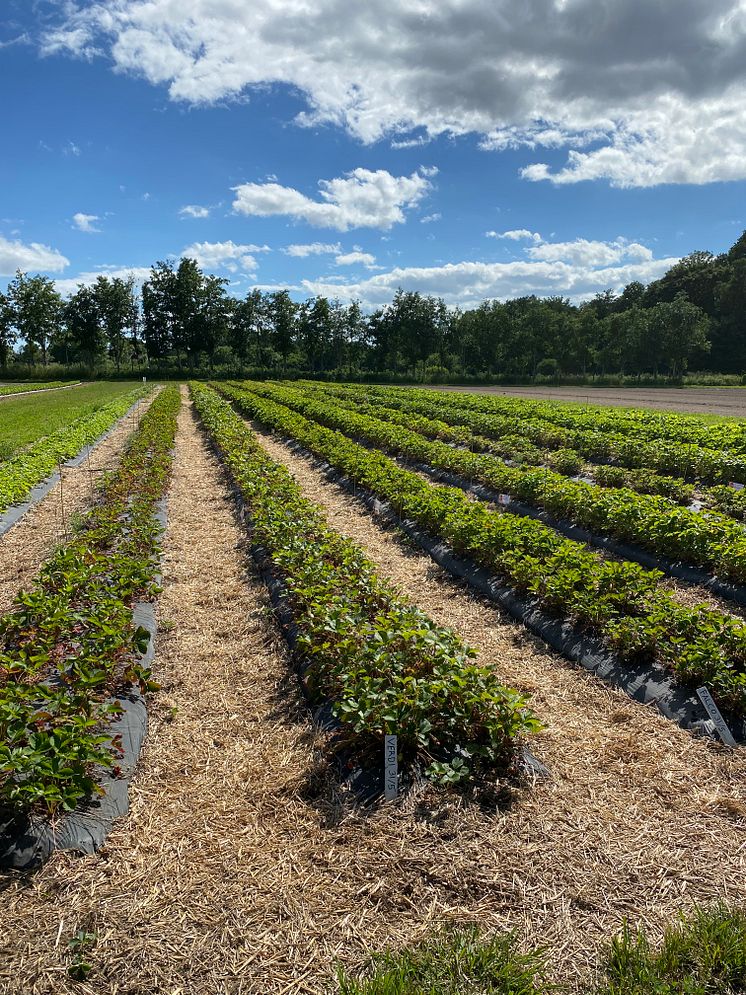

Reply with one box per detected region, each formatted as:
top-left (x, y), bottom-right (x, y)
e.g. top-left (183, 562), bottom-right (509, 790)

top-left (322, 381), bottom-right (746, 487)
top-left (220, 381), bottom-right (746, 715)
top-left (0, 381), bottom-right (147, 458)
top-left (246, 380), bottom-right (746, 585)
top-left (299, 380), bottom-right (700, 504)
top-left (0, 380), bottom-right (77, 397)
top-left (0, 385), bottom-right (150, 514)
top-left (191, 382), bottom-right (540, 787)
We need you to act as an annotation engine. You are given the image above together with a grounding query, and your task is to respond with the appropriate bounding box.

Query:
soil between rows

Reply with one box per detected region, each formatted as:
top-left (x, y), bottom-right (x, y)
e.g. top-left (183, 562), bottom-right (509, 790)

top-left (1, 391), bottom-right (745, 994)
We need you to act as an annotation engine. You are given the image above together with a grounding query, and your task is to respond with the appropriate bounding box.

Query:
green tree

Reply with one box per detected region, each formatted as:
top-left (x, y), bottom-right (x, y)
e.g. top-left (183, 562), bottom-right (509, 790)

top-left (0, 292), bottom-right (15, 367)
top-left (94, 275), bottom-right (136, 373)
top-left (5, 271), bottom-right (63, 365)
top-left (64, 285), bottom-right (106, 367)
top-left (267, 290), bottom-right (297, 368)
top-left (142, 261), bottom-right (175, 367)
top-left (649, 294), bottom-right (710, 377)
top-left (232, 289), bottom-right (265, 371)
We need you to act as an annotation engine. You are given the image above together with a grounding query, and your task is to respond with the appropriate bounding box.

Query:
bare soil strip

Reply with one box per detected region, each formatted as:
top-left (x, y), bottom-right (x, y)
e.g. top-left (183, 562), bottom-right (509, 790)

top-left (2, 394), bottom-right (745, 995)
top-left (421, 383), bottom-right (746, 416)
top-left (0, 393), bottom-right (158, 615)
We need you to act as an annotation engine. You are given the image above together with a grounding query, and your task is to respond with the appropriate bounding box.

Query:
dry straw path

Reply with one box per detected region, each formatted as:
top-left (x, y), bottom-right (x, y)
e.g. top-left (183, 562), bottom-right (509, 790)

top-left (0, 393), bottom-right (158, 616)
top-left (1, 390), bottom-right (745, 994)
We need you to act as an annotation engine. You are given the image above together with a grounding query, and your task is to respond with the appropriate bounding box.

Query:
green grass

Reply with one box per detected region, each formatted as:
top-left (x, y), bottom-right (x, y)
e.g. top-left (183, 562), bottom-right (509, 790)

top-left (335, 907), bottom-right (746, 995)
top-left (336, 927), bottom-right (549, 995)
top-left (597, 904), bottom-right (746, 994)
top-left (0, 381), bottom-right (142, 459)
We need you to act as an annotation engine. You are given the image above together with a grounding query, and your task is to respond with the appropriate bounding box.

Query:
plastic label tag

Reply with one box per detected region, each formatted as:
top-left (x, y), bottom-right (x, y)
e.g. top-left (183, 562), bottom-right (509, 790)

top-left (696, 686), bottom-right (737, 747)
top-left (498, 493), bottom-right (510, 506)
top-left (384, 734), bottom-right (398, 800)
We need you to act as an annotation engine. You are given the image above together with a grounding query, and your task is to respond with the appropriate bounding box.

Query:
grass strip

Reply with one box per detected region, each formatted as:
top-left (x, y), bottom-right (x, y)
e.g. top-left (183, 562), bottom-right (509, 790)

top-left (0, 386), bottom-right (149, 514)
top-left (219, 381), bottom-right (746, 715)
top-left (336, 904), bottom-right (746, 994)
top-left (0, 386), bottom-right (180, 815)
top-left (191, 382), bottom-right (540, 788)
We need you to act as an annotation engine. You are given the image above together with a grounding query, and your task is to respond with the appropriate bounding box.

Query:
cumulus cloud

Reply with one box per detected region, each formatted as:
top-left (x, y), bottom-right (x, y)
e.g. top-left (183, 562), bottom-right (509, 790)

top-left (335, 250), bottom-right (378, 268)
top-left (54, 266), bottom-right (152, 297)
top-left (232, 168), bottom-right (433, 231)
top-left (526, 238), bottom-right (653, 267)
top-left (284, 242), bottom-right (341, 257)
top-left (72, 212), bottom-right (101, 233)
top-left (181, 239), bottom-right (269, 274)
top-left (298, 235), bottom-right (675, 308)
top-left (179, 204), bottom-right (210, 218)
top-left (0, 236), bottom-right (69, 276)
top-left (486, 229), bottom-right (542, 242)
top-left (420, 213), bottom-right (441, 224)
top-left (39, 1), bottom-right (746, 187)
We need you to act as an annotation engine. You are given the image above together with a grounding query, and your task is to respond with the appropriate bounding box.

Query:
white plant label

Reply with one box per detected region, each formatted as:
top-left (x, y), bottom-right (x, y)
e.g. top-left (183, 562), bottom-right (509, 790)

top-left (384, 734), bottom-right (398, 800)
top-left (498, 493), bottom-right (511, 506)
top-left (729, 481), bottom-right (744, 491)
top-left (696, 686), bottom-right (737, 747)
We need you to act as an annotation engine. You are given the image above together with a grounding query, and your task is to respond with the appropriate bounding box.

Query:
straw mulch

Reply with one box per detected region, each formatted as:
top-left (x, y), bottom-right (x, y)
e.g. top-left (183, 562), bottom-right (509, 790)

top-left (1, 391), bottom-right (745, 995)
top-left (0, 392), bottom-right (159, 615)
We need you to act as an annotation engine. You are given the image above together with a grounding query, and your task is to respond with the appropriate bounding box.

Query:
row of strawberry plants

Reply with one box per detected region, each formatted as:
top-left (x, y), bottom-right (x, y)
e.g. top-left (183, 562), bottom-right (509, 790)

top-left (233, 381), bottom-right (746, 585)
top-left (0, 380), bottom-right (76, 397)
top-left (220, 381), bottom-right (746, 714)
top-left (0, 386), bottom-right (180, 816)
top-left (297, 381), bottom-right (697, 504)
top-left (191, 382), bottom-right (540, 786)
top-left (321, 382), bottom-right (746, 521)
top-left (329, 383), bottom-right (746, 485)
top-left (0, 385), bottom-right (150, 514)
top-left (409, 387), bottom-right (746, 451)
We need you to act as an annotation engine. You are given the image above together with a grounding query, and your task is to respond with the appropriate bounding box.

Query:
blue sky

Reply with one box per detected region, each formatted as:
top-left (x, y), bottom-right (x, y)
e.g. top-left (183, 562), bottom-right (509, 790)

top-left (2, 0), bottom-right (746, 308)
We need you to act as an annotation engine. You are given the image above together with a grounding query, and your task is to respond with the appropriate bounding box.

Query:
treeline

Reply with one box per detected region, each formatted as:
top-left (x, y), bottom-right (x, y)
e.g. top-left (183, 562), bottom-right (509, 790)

top-left (2, 232), bottom-right (746, 380)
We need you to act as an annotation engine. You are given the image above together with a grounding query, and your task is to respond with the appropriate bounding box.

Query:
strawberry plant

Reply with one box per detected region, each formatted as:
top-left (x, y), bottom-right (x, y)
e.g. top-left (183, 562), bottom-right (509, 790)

top-left (191, 382), bottom-right (541, 787)
top-left (0, 386), bottom-right (180, 817)
top-left (245, 381), bottom-right (746, 585)
top-left (220, 381), bottom-right (746, 717)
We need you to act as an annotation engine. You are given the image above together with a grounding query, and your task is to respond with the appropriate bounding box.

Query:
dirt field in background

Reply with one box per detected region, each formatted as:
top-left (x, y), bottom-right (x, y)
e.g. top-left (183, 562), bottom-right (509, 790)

top-left (420, 385), bottom-right (746, 417)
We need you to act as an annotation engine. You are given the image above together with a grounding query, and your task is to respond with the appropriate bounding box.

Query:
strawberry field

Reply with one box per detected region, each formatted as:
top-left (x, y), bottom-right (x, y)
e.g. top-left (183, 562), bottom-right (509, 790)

top-left (1, 380), bottom-right (746, 993)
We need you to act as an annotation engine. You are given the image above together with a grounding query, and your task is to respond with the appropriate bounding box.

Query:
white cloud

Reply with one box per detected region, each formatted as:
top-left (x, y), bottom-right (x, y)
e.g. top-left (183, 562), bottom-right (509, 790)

top-left (284, 242), bottom-right (341, 257)
top-left (65, 141), bottom-right (81, 157)
top-left (486, 229), bottom-right (543, 242)
top-left (179, 204), bottom-right (210, 218)
top-left (40, 1), bottom-right (746, 187)
top-left (526, 238), bottom-right (653, 267)
top-left (181, 239), bottom-right (268, 274)
top-left (298, 235), bottom-right (676, 308)
top-left (233, 167), bottom-right (433, 231)
top-left (335, 250), bottom-right (378, 268)
top-left (0, 236), bottom-right (69, 276)
top-left (420, 213), bottom-right (441, 224)
top-left (72, 212), bottom-right (101, 233)
top-left (54, 266), bottom-right (152, 297)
